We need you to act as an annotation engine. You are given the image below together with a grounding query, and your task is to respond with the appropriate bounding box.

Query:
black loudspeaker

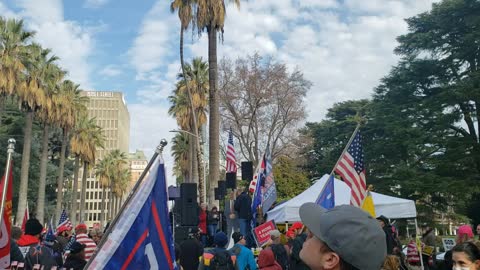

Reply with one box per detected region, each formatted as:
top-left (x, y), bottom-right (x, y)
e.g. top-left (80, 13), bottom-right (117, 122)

top-left (174, 226), bottom-right (197, 245)
top-left (218, 181), bottom-right (226, 197)
top-left (241, 161), bottom-right (253, 181)
top-left (215, 188), bottom-right (223, 200)
top-left (226, 172), bottom-right (236, 189)
top-left (180, 183), bottom-right (198, 226)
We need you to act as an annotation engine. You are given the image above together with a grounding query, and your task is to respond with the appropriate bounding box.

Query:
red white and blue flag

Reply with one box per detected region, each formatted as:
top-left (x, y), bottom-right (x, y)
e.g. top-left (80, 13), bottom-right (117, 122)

top-left (334, 130), bottom-right (367, 207)
top-left (57, 209), bottom-right (72, 231)
top-left (226, 129), bottom-right (237, 173)
top-left (88, 158), bottom-right (176, 270)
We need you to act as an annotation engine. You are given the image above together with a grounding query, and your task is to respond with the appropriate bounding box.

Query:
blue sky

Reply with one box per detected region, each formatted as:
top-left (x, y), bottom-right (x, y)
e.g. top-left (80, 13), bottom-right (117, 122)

top-left (0, 0), bottom-right (439, 180)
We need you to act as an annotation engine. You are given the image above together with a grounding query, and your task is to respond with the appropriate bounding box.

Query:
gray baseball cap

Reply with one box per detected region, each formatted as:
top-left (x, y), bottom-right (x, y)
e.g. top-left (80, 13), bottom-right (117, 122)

top-left (299, 203), bottom-right (386, 270)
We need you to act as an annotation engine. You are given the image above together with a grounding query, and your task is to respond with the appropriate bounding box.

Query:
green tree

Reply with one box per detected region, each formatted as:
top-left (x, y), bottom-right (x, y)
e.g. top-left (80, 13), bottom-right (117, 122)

top-left (35, 61), bottom-right (64, 223)
top-left (273, 156), bottom-right (310, 201)
top-left (54, 80), bottom-right (88, 221)
top-left (171, 132), bottom-right (189, 184)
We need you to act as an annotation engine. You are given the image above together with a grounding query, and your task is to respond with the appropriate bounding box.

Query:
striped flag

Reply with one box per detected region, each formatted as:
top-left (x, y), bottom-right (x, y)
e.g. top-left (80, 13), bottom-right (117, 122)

top-left (334, 130), bottom-right (367, 207)
top-left (226, 129), bottom-right (237, 173)
top-left (21, 202), bottom-right (29, 232)
top-left (57, 209), bottom-right (73, 231)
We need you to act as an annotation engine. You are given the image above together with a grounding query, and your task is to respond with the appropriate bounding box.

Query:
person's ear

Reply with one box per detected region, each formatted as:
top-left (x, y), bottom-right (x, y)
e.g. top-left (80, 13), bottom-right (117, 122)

top-left (322, 251), bottom-right (341, 270)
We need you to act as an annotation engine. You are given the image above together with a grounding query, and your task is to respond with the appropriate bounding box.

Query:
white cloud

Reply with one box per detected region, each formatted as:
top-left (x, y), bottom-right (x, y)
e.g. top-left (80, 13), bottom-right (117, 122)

top-left (4, 0), bottom-right (96, 88)
top-left (84, 0), bottom-right (109, 9)
top-left (128, 103), bottom-right (177, 185)
top-left (128, 1), bottom-right (177, 80)
top-left (100, 65), bottom-right (123, 77)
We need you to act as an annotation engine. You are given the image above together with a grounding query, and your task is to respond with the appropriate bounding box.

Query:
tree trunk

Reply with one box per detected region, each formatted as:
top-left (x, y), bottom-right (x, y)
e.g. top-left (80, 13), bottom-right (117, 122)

top-left (36, 123), bottom-right (49, 224)
top-left (208, 27), bottom-right (220, 205)
top-left (79, 161), bottom-right (88, 223)
top-left (0, 97), bottom-right (5, 127)
top-left (55, 130), bottom-right (68, 222)
top-left (109, 185), bottom-right (114, 220)
top-left (192, 134), bottom-right (199, 184)
top-left (100, 187), bottom-right (106, 228)
top-left (16, 110), bottom-right (34, 225)
top-left (188, 134), bottom-right (194, 183)
top-left (71, 155), bottom-right (80, 225)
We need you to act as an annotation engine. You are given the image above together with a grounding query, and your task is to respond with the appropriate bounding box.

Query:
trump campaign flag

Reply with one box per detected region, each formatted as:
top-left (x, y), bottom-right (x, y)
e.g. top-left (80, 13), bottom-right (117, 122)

top-left (315, 175), bottom-right (335, 209)
top-left (0, 161), bottom-right (13, 268)
top-left (88, 158), bottom-right (176, 270)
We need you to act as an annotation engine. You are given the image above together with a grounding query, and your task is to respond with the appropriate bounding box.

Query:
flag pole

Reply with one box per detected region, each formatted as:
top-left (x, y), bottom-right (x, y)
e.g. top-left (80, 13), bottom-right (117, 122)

top-left (0, 139), bottom-right (15, 227)
top-left (85, 139), bottom-right (168, 268)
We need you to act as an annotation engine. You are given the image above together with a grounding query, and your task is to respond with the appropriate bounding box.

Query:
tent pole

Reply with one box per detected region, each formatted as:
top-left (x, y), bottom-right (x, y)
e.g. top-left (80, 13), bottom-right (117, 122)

top-left (414, 218), bottom-right (425, 270)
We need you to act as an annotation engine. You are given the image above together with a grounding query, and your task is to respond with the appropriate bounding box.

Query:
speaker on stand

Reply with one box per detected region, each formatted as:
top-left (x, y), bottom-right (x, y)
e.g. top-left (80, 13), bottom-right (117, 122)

top-left (180, 183), bottom-right (199, 226)
top-left (241, 161), bottom-right (253, 181)
top-left (226, 172), bottom-right (236, 190)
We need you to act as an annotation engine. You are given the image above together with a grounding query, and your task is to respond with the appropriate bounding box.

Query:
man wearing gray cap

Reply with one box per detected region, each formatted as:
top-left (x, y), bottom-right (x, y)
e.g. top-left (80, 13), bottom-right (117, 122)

top-left (299, 203), bottom-right (387, 270)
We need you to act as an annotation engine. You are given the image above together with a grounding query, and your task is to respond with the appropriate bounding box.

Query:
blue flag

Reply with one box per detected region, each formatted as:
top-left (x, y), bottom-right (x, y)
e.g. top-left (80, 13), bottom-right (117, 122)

top-left (251, 156), bottom-right (265, 229)
top-left (89, 159), bottom-right (177, 270)
top-left (315, 175), bottom-right (335, 209)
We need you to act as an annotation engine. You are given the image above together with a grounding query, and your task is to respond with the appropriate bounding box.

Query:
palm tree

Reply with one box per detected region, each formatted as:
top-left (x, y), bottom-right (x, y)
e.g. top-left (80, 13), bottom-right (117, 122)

top-left (36, 62), bottom-right (65, 224)
top-left (168, 58), bottom-right (209, 201)
top-left (15, 43), bottom-right (51, 222)
top-left (95, 156), bottom-right (112, 227)
top-left (195, 0), bottom-right (240, 203)
top-left (0, 19), bottom-right (34, 126)
top-left (171, 132), bottom-right (190, 183)
top-left (54, 80), bottom-right (88, 221)
top-left (70, 116), bottom-right (104, 224)
top-left (112, 167), bottom-right (130, 217)
top-left (106, 149), bottom-right (128, 220)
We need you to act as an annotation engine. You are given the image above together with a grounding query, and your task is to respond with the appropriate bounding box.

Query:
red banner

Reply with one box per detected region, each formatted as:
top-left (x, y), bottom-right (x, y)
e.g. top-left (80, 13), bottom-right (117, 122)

top-left (0, 162), bottom-right (13, 268)
top-left (253, 220), bottom-right (276, 246)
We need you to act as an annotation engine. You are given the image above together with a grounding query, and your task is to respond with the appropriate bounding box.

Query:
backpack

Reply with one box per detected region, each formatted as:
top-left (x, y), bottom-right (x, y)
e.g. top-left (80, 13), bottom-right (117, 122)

top-left (271, 244), bottom-right (290, 270)
top-left (210, 250), bottom-right (235, 270)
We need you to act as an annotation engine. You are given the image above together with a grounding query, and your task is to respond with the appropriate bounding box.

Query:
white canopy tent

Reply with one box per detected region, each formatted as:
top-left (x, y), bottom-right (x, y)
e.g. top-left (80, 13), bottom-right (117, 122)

top-left (267, 174), bottom-right (417, 223)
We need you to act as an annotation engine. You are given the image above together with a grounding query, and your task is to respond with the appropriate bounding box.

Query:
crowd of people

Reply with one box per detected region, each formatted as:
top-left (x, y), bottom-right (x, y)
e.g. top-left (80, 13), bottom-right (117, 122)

top-left (10, 218), bottom-right (102, 270)
top-left (175, 196), bottom-right (480, 270)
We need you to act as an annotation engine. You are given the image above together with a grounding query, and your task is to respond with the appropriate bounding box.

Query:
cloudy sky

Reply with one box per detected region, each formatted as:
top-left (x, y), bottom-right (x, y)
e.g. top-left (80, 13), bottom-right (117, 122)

top-left (1, 0), bottom-right (439, 182)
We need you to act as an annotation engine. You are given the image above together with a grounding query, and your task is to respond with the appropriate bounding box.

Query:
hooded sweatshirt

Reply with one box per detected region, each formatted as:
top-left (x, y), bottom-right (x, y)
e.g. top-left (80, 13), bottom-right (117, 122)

top-left (258, 249), bottom-right (282, 270)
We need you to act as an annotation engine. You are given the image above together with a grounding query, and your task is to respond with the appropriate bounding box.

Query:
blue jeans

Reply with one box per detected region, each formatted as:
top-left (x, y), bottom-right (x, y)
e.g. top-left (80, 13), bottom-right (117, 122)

top-left (238, 219), bottom-right (250, 236)
top-left (208, 224), bottom-right (217, 237)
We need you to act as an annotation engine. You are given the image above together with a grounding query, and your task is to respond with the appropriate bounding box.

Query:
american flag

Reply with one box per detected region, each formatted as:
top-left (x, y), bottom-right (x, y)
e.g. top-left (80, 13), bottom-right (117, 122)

top-left (57, 209), bottom-right (73, 231)
top-left (226, 129), bottom-right (237, 173)
top-left (334, 130), bottom-right (367, 207)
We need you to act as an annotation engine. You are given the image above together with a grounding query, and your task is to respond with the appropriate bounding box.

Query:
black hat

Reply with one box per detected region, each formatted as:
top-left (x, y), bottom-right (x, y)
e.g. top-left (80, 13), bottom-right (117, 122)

top-left (232, 232), bottom-right (244, 244)
top-left (69, 242), bottom-right (86, 254)
top-left (25, 219), bottom-right (43, 236)
top-left (376, 215), bottom-right (389, 225)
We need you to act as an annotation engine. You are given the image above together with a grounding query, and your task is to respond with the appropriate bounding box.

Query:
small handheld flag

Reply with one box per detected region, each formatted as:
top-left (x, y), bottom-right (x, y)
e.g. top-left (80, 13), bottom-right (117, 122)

top-left (315, 175), bottom-right (335, 209)
top-left (21, 202), bottom-right (29, 232)
top-left (361, 190), bottom-right (376, 217)
top-left (57, 209), bottom-right (72, 231)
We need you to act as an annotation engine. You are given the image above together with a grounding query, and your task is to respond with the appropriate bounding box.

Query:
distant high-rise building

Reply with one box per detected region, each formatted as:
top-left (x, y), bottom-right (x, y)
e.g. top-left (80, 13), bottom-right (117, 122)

top-left (74, 91), bottom-right (130, 228)
top-left (128, 150), bottom-right (148, 193)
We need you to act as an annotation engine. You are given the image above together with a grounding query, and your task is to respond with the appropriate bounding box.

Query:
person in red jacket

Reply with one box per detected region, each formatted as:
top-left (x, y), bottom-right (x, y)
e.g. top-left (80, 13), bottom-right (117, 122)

top-left (258, 249), bottom-right (282, 270)
top-left (199, 203), bottom-right (208, 247)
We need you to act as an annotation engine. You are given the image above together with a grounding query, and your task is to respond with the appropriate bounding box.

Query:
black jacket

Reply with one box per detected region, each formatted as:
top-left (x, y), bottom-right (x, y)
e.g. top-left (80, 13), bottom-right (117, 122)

top-left (63, 256), bottom-right (87, 270)
top-left (207, 211), bottom-right (220, 225)
top-left (10, 240), bottom-right (25, 264)
top-left (234, 192), bottom-right (252, 219)
top-left (291, 234), bottom-right (310, 270)
top-left (179, 238), bottom-right (204, 270)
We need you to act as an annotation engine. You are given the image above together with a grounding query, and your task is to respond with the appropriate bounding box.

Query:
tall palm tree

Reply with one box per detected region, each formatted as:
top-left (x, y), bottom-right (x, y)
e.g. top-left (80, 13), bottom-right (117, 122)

top-left (36, 62), bottom-right (65, 224)
top-left (70, 116), bottom-right (104, 224)
top-left (0, 19), bottom-right (34, 126)
top-left (15, 43), bottom-right (51, 222)
top-left (95, 156), bottom-right (112, 227)
top-left (54, 80), bottom-right (88, 221)
top-left (171, 132), bottom-right (190, 183)
top-left (196, 0), bottom-right (240, 203)
top-left (106, 149), bottom-right (128, 220)
top-left (169, 58), bottom-right (209, 201)
top-left (112, 167), bottom-right (130, 217)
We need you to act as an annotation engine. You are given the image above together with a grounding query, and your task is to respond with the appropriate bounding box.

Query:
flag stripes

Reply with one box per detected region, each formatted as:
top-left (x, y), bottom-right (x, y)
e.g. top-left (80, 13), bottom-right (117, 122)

top-left (334, 130), bottom-right (367, 207)
top-left (226, 129), bottom-right (237, 173)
